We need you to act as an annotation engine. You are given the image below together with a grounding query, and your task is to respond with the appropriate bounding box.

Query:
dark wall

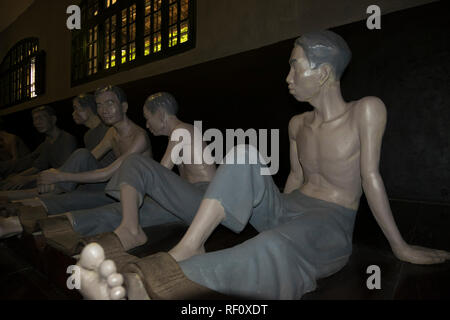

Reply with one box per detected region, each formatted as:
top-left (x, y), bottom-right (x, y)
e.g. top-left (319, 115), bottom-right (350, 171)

top-left (2, 1), bottom-right (449, 203)
top-left (338, 1), bottom-right (450, 203)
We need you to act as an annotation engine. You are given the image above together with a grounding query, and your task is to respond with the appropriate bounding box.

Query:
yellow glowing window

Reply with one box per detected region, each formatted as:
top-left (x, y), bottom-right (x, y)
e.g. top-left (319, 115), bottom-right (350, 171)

top-left (0, 37), bottom-right (42, 107)
top-left (169, 0), bottom-right (190, 47)
top-left (106, 0), bottom-right (117, 8)
top-left (72, 0), bottom-right (194, 83)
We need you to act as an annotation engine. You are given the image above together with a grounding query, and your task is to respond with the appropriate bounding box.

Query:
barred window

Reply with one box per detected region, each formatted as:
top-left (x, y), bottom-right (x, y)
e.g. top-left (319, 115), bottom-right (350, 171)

top-left (0, 38), bottom-right (45, 109)
top-left (71, 0), bottom-right (196, 85)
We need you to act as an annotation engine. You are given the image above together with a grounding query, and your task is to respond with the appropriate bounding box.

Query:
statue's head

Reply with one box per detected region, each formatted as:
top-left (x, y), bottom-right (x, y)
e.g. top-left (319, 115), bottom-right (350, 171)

top-left (72, 93), bottom-right (97, 125)
top-left (143, 92), bottom-right (179, 136)
top-left (287, 30), bottom-right (351, 102)
top-left (32, 105), bottom-right (57, 134)
top-left (94, 85), bottom-right (128, 125)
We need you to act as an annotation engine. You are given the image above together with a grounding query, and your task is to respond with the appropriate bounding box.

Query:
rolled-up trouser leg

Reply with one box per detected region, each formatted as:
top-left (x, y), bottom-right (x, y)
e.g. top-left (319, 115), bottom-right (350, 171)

top-left (55, 148), bottom-right (102, 192)
top-left (39, 189), bottom-right (115, 215)
top-left (179, 226), bottom-right (317, 300)
top-left (71, 197), bottom-right (183, 237)
top-left (105, 154), bottom-right (208, 225)
top-left (178, 145), bottom-right (355, 299)
top-left (176, 144), bottom-right (316, 299)
top-left (203, 144), bottom-right (284, 233)
top-left (179, 211), bottom-right (354, 299)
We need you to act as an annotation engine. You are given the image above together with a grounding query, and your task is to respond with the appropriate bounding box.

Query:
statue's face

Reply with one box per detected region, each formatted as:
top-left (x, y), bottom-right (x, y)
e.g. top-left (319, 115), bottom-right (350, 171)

top-left (32, 111), bottom-right (54, 133)
top-left (96, 91), bottom-right (124, 125)
top-left (143, 107), bottom-right (165, 136)
top-left (286, 45), bottom-right (322, 102)
top-left (72, 100), bottom-right (91, 125)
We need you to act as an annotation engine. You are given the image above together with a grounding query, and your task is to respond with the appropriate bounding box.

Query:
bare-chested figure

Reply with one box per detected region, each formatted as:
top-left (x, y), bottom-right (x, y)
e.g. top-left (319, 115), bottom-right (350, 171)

top-left (0, 106), bottom-right (77, 193)
top-left (32, 92), bottom-right (216, 255)
top-left (79, 92), bottom-right (216, 250)
top-left (1, 93), bottom-right (113, 203)
top-left (0, 85), bottom-right (152, 239)
top-left (38, 85), bottom-right (152, 188)
top-left (76, 31), bottom-right (450, 300)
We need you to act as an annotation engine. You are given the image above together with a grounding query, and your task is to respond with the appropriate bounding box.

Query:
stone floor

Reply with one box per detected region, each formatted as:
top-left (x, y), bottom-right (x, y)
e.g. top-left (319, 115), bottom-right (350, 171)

top-left (0, 197), bottom-right (449, 300)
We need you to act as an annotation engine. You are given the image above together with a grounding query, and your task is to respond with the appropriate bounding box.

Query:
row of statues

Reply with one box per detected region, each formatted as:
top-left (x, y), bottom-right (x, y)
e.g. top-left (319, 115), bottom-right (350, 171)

top-left (0, 30), bottom-right (448, 300)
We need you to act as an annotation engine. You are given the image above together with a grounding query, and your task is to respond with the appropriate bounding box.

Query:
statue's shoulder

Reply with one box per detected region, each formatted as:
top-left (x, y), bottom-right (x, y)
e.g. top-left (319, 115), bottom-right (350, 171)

top-left (288, 112), bottom-right (310, 138)
top-left (179, 121), bottom-right (194, 131)
top-left (106, 126), bottom-right (118, 140)
top-left (352, 96), bottom-right (387, 127)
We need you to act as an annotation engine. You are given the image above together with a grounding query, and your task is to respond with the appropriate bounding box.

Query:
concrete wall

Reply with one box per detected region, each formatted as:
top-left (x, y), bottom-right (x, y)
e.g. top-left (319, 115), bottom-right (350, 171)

top-left (0, 0), bottom-right (437, 115)
top-left (0, 0), bottom-right (34, 32)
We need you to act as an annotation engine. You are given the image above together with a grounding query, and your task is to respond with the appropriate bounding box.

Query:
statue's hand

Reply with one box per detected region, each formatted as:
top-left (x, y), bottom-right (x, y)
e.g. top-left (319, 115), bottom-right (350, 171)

top-left (392, 244), bottom-right (450, 265)
top-left (38, 168), bottom-right (61, 185)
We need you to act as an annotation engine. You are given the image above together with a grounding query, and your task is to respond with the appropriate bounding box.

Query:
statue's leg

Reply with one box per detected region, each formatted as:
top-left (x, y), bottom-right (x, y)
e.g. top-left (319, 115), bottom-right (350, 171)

top-left (178, 190), bottom-right (358, 300)
top-left (55, 148), bottom-right (101, 192)
top-left (71, 198), bottom-right (183, 238)
top-left (169, 144), bottom-right (284, 261)
top-left (39, 189), bottom-right (115, 215)
top-left (104, 154), bottom-right (209, 251)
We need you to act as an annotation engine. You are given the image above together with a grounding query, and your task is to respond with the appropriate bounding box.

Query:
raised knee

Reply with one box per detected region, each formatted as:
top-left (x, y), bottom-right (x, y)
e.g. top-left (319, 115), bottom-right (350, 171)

top-left (257, 230), bottom-right (290, 252)
top-left (224, 144), bottom-right (260, 165)
top-left (122, 153), bottom-right (145, 168)
top-left (123, 153), bottom-right (157, 170)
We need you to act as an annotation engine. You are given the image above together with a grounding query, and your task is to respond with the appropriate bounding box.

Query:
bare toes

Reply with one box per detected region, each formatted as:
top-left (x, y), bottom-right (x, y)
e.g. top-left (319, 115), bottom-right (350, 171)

top-left (79, 243), bottom-right (105, 270)
top-left (110, 286), bottom-right (126, 300)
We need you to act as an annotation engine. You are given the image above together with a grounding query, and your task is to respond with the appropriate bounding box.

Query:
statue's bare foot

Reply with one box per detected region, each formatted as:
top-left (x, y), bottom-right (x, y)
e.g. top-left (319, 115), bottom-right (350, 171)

top-left (0, 216), bottom-right (23, 239)
top-left (168, 243), bottom-right (205, 262)
top-left (114, 225), bottom-right (147, 251)
top-left (77, 243), bottom-right (127, 300)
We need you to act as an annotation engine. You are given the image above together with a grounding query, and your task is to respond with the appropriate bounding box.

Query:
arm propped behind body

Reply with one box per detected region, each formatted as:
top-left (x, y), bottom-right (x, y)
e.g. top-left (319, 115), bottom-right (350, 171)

top-left (358, 97), bottom-right (450, 264)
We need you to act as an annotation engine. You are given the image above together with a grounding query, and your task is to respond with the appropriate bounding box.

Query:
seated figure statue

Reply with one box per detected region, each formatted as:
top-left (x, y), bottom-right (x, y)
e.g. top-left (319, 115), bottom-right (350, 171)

top-left (0, 86), bottom-right (152, 239)
top-left (72, 93), bottom-right (116, 166)
top-left (0, 117), bottom-right (30, 164)
top-left (0, 106), bottom-right (77, 191)
top-left (2, 93), bottom-right (115, 203)
top-left (35, 92), bottom-right (217, 254)
top-left (75, 30), bottom-right (448, 300)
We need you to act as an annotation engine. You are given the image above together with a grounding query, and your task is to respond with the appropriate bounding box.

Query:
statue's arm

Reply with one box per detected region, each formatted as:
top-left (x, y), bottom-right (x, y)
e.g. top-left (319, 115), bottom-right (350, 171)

top-left (90, 128), bottom-right (114, 160)
top-left (160, 136), bottom-right (180, 170)
top-left (67, 131), bottom-right (148, 183)
top-left (160, 124), bottom-right (195, 170)
top-left (42, 131), bottom-right (149, 184)
top-left (359, 97), bottom-right (450, 264)
top-left (284, 115), bottom-right (304, 194)
top-left (159, 141), bottom-right (178, 170)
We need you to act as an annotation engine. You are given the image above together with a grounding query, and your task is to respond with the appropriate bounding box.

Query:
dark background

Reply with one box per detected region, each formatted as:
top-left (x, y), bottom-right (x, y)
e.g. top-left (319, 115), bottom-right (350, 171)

top-left (2, 1), bottom-right (449, 203)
